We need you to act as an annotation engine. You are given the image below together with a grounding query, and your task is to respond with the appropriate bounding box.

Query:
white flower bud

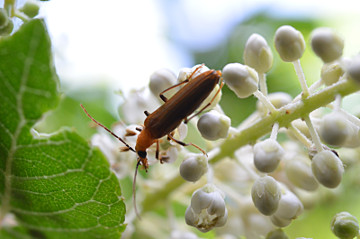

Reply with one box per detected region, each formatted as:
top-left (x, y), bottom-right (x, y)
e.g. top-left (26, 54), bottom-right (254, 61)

top-left (331, 212), bottom-right (360, 239)
top-left (347, 54), bottom-right (360, 83)
top-left (310, 28), bottom-right (344, 63)
top-left (197, 110), bottom-right (231, 141)
top-left (311, 150), bottom-right (344, 188)
top-left (185, 184), bottom-right (227, 232)
top-left (257, 92), bottom-right (293, 116)
top-left (222, 63), bottom-right (259, 98)
top-left (179, 154), bottom-right (208, 182)
top-left (321, 62), bottom-right (345, 86)
top-left (285, 158), bottom-right (319, 191)
top-left (244, 33), bottom-right (273, 73)
top-left (274, 25), bottom-right (305, 62)
top-left (319, 112), bottom-right (351, 147)
top-left (253, 139), bottom-right (284, 173)
top-left (251, 176), bottom-right (281, 216)
top-left (270, 189), bottom-right (303, 227)
top-left (149, 68), bottom-right (177, 99)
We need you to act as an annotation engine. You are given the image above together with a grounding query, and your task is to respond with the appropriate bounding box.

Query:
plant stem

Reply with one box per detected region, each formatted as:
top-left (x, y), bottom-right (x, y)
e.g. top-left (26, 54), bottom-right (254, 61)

top-left (304, 115), bottom-right (323, 152)
top-left (288, 123), bottom-right (312, 148)
top-left (259, 72), bottom-right (268, 95)
top-left (270, 122), bottom-right (279, 140)
top-left (253, 90), bottom-right (277, 114)
top-left (293, 59), bottom-right (309, 98)
top-left (141, 78), bottom-right (360, 213)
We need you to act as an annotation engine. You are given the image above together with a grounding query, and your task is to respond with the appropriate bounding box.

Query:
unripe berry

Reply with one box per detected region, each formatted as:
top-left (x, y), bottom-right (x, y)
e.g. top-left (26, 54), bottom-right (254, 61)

top-left (19, 1), bottom-right (40, 18)
top-left (0, 18), bottom-right (13, 36)
top-left (253, 139), bottom-right (284, 173)
top-left (197, 110), bottom-right (230, 141)
top-left (310, 28), bottom-right (344, 63)
top-left (0, 8), bottom-right (9, 29)
top-left (321, 62), bottom-right (345, 86)
top-left (179, 154), bottom-right (208, 182)
top-left (274, 25), bottom-right (305, 62)
top-left (251, 176), bottom-right (281, 216)
top-left (222, 63), bottom-right (259, 98)
top-left (244, 33), bottom-right (273, 73)
top-left (311, 150), bottom-right (344, 188)
top-left (331, 212), bottom-right (360, 239)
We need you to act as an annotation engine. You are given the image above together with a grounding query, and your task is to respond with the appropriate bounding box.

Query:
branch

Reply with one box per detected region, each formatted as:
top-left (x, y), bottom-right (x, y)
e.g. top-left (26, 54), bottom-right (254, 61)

top-left (142, 78), bottom-right (360, 213)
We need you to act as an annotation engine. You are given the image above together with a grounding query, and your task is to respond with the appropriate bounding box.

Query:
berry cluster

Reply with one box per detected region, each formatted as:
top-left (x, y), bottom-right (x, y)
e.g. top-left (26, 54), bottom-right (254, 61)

top-left (93, 25), bottom-right (360, 238)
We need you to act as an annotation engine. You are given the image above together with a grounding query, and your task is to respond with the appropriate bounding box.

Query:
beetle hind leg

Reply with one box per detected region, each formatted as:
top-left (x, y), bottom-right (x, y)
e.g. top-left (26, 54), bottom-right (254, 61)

top-left (167, 133), bottom-right (207, 156)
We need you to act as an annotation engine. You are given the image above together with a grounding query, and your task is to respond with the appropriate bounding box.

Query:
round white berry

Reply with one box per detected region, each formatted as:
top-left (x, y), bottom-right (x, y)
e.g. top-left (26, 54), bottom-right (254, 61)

top-left (310, 28), bottom-right (344, 63)
top-left (222, 63), bottom-right (259, 98)
top-left (244, 33), bottom-right (273, 73)
top-left (321, 62), bottom-right (345, 86)
top-left (179, 154), bottom-right (208, 182)
top-left (149, 68), bottom-right (177, 99)
top-left (347, 54), bottom-right (360, 83)
top-left (319, 112), bottom-right (350, 147)
top-left (311, 150), bottom-right (344, 188)
top-left (251, 176), bottom-right (281, 216)
top-left (197, 110), bottom-right (231, 141)
top-left (253, 139), bottom-right (284, 173)
top-left (274, 25), bottom-right (305, 62)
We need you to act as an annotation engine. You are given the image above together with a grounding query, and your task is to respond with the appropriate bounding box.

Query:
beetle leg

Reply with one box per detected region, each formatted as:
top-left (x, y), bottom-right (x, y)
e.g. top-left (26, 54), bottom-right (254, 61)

top-left (159, 64), bottom-right (205, 103)
top-left (156, 139), bottom-right (160, 161)
top-left (185, 77), bottom-right (224, 123)
top-left (125, 128), bottom-right (137, 136)
top-left (144, 110), bottom-right (150, 116)
top-left (167, 133), bottom-right (207, 156)
top-left (159, 79), bottom-right (189, 102)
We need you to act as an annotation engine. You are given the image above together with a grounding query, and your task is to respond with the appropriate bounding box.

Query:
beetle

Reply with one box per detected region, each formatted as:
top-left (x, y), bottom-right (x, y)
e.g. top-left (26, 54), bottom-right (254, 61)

top-left (81, 66), bottom-right (223, 216)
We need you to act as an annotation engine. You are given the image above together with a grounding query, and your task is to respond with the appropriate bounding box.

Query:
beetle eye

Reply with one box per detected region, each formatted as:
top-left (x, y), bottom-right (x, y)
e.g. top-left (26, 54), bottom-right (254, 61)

top-left (138, 151), bottom-right (147, 159)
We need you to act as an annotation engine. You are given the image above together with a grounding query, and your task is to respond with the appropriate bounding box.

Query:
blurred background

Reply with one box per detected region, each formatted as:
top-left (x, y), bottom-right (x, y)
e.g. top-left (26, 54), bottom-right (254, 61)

top-left (34, 0), bottom-right (360, 136)
top-left (28, 0), bottom-right (360, 238)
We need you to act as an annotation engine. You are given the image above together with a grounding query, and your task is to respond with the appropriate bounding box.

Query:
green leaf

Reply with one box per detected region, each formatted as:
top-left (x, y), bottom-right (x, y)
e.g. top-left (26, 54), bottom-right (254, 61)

top-left (0, 19), bottom-right (125, 238)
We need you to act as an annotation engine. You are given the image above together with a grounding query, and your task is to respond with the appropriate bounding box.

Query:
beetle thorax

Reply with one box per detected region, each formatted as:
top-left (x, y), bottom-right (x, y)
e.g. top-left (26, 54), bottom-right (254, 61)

top-left (135, 128), bottom-right (156, 153)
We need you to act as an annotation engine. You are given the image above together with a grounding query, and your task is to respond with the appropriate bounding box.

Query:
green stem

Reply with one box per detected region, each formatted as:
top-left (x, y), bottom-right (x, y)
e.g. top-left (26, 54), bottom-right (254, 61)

top-left (141, 78), bottom-right (360, 213)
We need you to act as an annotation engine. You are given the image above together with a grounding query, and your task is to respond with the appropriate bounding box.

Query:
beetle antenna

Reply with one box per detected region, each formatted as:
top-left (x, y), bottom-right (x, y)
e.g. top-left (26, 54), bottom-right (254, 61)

top-left (133, 160), bottom-right (142, 219)
top-left (80, 104), bottom-right (136, 153)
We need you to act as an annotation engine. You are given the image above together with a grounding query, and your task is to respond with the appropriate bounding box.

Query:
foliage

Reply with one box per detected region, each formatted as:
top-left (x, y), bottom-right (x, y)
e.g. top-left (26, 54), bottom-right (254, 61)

top-left (0, 19), bottom-right (125, 239)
